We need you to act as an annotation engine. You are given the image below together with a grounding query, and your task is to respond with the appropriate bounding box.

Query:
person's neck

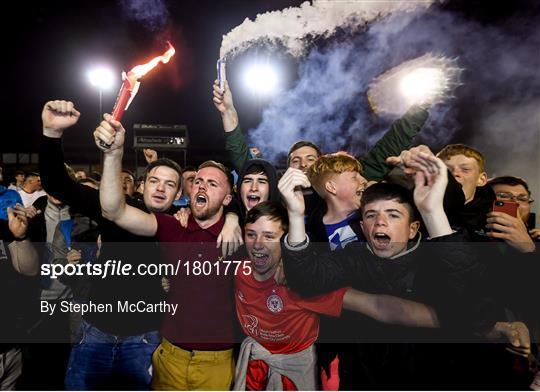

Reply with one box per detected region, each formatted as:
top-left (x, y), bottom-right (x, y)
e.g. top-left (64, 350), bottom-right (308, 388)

top-left (464, 190), bottom-right (477, 204)
top-left (195, 210), bottom-right (223, 229)
top-left (253, 267), bottom-right (277, 282)
top-left (323, 200), bottom-right (356, 225)
top-left (22, 185), bottom-right (34, 194)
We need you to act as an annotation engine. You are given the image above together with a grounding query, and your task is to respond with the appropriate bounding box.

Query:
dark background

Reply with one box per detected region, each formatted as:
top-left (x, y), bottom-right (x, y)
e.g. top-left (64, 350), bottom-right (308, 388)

top-left (1, 0), bottom-right (539, 173)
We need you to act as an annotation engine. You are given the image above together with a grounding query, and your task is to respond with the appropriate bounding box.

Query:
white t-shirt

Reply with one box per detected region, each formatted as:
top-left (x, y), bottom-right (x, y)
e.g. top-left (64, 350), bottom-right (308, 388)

top-left (18, 189), bottom-right (46, 207)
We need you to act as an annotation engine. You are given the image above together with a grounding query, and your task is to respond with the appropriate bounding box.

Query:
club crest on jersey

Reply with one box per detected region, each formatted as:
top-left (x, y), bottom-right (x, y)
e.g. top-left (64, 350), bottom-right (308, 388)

top-left (266, 293), bottom-right (283, 313)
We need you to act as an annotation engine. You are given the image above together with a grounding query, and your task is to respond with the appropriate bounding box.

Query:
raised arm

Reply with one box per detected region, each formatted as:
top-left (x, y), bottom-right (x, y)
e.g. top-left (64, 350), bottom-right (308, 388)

top-left (40, 100), bottom-right (103, 221)
top-left (212, 80), bottom-right (249, 173)
top-left (385, 145), bottom-right (465, 227)
top-left (94, 114), bottom-right (157, 237)
top-left (279, 167), bottom-right (359, 296)
top-left (359, 105), bottom-right (428, 181)
top-left (278, 168), bottom-right (311, 245)
top-left (411, 152), bottom-right (453, 238)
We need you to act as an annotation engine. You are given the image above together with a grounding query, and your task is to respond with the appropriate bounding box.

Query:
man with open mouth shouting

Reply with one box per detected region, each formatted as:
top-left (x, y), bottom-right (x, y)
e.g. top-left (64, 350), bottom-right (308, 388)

top-left (95, 114), bottom-right (238, 391)
top-left (280, 151), bottom-right (515, 389)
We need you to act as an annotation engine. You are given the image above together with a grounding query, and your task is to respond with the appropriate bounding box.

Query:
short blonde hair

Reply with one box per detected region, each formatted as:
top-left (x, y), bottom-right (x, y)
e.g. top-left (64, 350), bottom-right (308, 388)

top-left (198, 160), bottom-right (233, 192)
top-left (308, 154), bottom-right (363, 197)
top-left (437, 144), bottom-right (486, 172)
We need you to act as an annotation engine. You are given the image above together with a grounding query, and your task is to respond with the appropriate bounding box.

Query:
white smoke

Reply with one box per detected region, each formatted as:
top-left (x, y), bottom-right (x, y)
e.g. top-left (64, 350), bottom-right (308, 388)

top-left (220, 0), bottom-right (434, 59)
top-left (241, 6), bottom-right (539, 214)
top-left (367, 53), bottom-right (462, 116)
top-left (473, 101), bottom-right (540, 214)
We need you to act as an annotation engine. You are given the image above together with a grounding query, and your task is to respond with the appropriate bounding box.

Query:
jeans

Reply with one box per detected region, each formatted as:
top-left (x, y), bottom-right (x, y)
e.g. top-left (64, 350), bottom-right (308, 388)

top-left (64, 319), bottom-right (159, 390)
top-left (0, 347), bottom-right (22, 391)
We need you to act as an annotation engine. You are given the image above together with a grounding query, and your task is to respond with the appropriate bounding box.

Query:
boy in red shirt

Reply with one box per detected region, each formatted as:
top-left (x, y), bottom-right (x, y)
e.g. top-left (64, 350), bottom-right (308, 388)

top-left (234, 201), bottom-right (345, 390)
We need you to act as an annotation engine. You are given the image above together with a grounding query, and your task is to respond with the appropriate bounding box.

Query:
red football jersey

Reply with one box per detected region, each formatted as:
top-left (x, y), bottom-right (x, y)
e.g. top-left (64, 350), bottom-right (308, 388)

top-left (235, 271), bottom-right (347, 354)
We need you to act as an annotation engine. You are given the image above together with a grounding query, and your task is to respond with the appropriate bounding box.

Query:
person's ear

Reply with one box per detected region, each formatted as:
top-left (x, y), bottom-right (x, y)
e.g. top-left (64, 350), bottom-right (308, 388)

top-left (325, 180), bottom-right (337, 196)
top-left (409, 220), bottom-right (420, 239)
top-left (223, 194), bottom-right (233, 206)
top-left (477, 172), bottom-right (488, 187)
top-left (175, 188), bottom-right (182, 201)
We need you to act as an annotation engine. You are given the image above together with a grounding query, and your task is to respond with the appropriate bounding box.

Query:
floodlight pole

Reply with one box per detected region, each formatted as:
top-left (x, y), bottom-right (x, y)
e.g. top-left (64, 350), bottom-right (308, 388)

top-left (98, 88), bottom-right (104, 168)
top-left (99, 88), bottom-right (103, 119)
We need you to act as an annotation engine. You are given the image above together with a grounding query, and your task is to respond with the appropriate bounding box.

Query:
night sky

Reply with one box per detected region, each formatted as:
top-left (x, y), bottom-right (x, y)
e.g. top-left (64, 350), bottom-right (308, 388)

top-left (3, 0), bottom-right (539, 179)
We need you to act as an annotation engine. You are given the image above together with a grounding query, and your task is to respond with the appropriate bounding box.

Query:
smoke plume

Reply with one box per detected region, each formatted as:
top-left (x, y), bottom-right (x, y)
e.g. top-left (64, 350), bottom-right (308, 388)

top-left (220, 0), bottom-right (434, 59)
top-left (119, 0), bottom-right (170, 32)
top-left (239, 4), bottom-right (539, 207)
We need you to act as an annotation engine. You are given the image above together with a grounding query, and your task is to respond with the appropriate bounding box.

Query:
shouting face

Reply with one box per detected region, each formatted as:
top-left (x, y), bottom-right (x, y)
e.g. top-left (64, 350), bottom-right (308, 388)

top-left (190, 167), bottom-right (232, 221)
top-left (330, 171), bottom-right (367, 212)
top-left (245, 215), bottom-right (284, 281)
top-left (240, 172), bottom-right (270, 212)
top-left (361, 199), bottom-right (419, 258)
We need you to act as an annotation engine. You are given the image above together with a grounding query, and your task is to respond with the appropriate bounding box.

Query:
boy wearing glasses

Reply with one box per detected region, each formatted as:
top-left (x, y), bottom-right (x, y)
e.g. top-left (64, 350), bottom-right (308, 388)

top-left (487, 176), bottom-right (538, 240)
top-left (482, 176), bottom-right (536, 253)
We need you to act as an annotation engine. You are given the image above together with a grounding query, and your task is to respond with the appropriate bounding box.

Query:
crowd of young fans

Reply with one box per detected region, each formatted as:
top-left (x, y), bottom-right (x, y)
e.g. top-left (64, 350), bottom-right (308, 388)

top-left (0, 81), bottom-right (537, 391)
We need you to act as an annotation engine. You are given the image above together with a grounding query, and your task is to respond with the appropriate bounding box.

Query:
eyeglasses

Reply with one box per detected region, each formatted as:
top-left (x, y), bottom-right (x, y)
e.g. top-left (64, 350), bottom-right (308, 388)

top-left (495, 192), bottom-right (534, 203)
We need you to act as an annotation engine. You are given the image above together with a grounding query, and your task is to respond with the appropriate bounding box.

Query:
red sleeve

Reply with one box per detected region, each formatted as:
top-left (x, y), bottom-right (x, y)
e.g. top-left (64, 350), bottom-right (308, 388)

top-left (154, 213), bottom-right (183, 242)
top-left (292, 287), bottom-right (348, 317)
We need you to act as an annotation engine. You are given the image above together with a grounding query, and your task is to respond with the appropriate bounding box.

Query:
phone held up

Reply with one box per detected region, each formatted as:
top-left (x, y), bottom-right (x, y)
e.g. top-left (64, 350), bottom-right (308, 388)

top-left (492, 200), bottom-right (519, 218)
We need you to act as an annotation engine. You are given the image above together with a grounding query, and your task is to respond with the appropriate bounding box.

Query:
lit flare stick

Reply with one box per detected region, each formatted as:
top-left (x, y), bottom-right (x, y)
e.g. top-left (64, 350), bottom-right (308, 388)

top-left (111, 72), bottom-right (140, 122)
top-left (101, 42), bottom-right (175, 148)
top-left (367, 53), bottom-right (462, 117)
top-left (217, 58), bottom-right (226, 91)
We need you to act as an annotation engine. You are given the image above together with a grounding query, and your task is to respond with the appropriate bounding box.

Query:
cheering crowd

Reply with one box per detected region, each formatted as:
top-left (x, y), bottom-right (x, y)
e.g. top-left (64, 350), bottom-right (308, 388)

top-left (0, 80), bottom-right (538, 391)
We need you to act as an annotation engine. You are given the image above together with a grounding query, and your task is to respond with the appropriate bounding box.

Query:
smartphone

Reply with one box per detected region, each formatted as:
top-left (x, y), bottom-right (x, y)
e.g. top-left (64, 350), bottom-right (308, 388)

top-left (492, 200), bottom-right (519, 217)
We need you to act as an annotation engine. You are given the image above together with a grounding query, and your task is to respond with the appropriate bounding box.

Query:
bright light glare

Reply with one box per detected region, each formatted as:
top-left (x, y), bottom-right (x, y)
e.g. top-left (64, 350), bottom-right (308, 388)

top-left (400, 67), bottom-right (444, 103)
top-left (243, 64), bottom-right (279, 95)
top-left (367, 53), bottom-right (462, 116)
top-left (87, 68), bottom-right (115, 90)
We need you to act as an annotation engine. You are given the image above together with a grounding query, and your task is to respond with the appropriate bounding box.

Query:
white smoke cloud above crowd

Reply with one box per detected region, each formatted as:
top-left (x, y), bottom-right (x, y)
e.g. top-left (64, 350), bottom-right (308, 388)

top-left (229, 3), bottom-right (539, 206)
top-left (220, 0), bottom-right (434, 59)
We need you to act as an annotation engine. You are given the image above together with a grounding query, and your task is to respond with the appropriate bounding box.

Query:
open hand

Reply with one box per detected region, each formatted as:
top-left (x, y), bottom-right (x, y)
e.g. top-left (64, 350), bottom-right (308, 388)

top-left (173, 207), bottom-right (191, 228)
top-left (412, 153), bottom-right (448, 214)
top-left (486, 210), bottom-right (536, 253)
top-left (386, 145), bottom-right (434, 176)
top-left (217, 213), bottom-right (243, 257)
top-left (278, 168), bottom-right (311, 218)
